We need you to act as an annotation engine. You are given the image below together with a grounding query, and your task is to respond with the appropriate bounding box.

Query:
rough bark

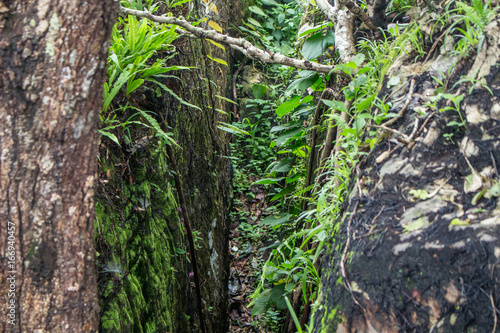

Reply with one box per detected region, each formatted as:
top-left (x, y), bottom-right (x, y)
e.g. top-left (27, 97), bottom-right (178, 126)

top-left (0, 0), bottom-right (116, 332)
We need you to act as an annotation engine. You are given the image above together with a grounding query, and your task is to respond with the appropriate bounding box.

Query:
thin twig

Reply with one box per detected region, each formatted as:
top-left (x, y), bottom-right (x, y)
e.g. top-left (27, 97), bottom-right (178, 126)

top-left (491, 151), bottom-right (498, 178)
top-left (368, 124), bottom-right (412, 144)
top-left (166, 145), bottom-right (206, 333)
top-left (408, 117), bottom-right (419, 140)
top-left (427, 177), bottom-right (451, 199)
top-left (340, 202), bottom-right (366, 313)
top-left (383, 78), bottom-right (416, 127)
top-left (302, 88), bottom-right (335, 212)
top-left (370, 205), bottom-right (386, 226)
top-left (424, 26), bottom-right (453, 64)
top-left (491, 294), bottom-right (498, 333)
top-left (384, 80), bottom-right (409, 103)
top-left (232, 61), bottom-right (247, 120)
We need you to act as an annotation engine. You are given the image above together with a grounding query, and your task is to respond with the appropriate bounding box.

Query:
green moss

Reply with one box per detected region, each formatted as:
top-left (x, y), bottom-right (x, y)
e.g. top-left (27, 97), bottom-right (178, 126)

top-left (96, 143), bottom-right (189, 333)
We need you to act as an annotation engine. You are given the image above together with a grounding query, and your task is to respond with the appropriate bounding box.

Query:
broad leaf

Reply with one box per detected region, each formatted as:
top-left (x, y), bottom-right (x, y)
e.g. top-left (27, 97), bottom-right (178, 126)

top-left (253, 177), bottom-right (284, 185)
top-left (322, 99), bottom-right (347, 113)
top-left (261, 214), bottom-right (292, 226)
top-left (252, 84), bottom-right (267, 99)
top-left (276, 96), bottom-right (301, 116)
top-left (270, 157), bottom-right (294, 173)
top-left (249, 6), bottom-right (267, 16)
top-left (270, 185), bottom-right (295, 201)
top-left (302, 31), bottom-right (335, 60)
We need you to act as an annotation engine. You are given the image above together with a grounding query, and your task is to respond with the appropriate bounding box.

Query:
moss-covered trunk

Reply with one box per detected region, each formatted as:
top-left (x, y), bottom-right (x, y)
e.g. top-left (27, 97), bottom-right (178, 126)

top-left (96, 1), bottom-right (241, 332)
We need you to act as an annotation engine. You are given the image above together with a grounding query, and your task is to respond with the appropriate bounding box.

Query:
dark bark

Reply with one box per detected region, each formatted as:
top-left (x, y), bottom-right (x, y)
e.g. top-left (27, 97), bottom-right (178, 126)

top-left (0, 1), bottom-right (116, 331)
top-left (311, 17), bottom-right (500, 333)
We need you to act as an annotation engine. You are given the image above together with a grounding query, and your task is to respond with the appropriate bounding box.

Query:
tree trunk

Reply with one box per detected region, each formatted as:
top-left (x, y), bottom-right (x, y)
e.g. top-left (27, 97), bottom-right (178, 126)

top-left (311, 18), bottom-right (500, 333)
top-left (0, 1), bottom-right (116, 331)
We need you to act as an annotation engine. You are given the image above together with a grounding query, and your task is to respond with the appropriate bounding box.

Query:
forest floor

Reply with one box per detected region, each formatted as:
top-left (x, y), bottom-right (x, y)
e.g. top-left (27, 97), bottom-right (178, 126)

top-left (228, 178), bottom-right (276, 332)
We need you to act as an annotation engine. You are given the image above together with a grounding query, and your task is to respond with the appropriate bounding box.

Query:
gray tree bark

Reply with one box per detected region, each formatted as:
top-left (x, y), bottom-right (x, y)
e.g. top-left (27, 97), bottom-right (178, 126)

top-left (0, 0), bottom-right (116, 331)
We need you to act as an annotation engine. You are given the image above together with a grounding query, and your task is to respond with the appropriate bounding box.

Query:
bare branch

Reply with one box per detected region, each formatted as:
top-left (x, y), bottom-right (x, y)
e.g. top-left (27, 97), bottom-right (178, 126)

top-left (338, 0), bottom-right (378, 31)
top-left (119, 6), bottom-right (348, 76)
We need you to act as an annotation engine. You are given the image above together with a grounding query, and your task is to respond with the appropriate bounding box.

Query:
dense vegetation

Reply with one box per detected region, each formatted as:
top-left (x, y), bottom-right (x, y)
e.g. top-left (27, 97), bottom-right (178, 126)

top-left (96, 0), bottom-right (500, 331)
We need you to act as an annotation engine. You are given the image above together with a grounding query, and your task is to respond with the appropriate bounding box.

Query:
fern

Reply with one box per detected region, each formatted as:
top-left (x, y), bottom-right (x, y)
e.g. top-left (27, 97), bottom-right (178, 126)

top-left (327, 112), bottom-right (349, 132)
top-left (137, 110), bottom-right (179, 147)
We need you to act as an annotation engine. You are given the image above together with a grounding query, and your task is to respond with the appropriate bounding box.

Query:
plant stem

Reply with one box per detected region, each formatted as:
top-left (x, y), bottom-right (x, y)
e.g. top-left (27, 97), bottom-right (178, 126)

top-left (166, 144), bottom-right (206, 333)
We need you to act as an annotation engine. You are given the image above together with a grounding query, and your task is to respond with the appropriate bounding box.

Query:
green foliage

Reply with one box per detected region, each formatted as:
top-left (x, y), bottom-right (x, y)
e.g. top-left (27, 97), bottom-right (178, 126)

top-left (301, 31), bottom-right (335, 60)
top-left (104, 15), bottom-right (181, 112)
top-left (101, 11), bottom-right (199, 150)
top-left (434, 0), bottom-right (496, 56)
top-left (240, 0), bottom-right (302, 54)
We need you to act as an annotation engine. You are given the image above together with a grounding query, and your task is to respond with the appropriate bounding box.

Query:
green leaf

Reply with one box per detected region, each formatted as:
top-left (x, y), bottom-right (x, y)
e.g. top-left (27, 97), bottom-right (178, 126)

top-left (351, 53), bottom-right (365, 67)
top-left (490, 182), bottom-right (500, 197)
top-left (249, 6), bottom-right (267, 16)
top-left (270, 185), bottom-right (295, 201)
top-left (271, 284), bottom-right (287, 310)
top-left (253, 177), bottom-right (284, 185)
top-left (450, 218), bottom-right (470, 226)
top-left (270, 120), bottom-right (301, 133)
top-left (103, 66), bottom-right (133, 112)
top-left (287, 72), bottom-right (319, 92)
top-left (149, 79), bottom-right (201, 110)
top-left (322, 99), bottom-right (347, 113)
top-left (471, 188), bottom-right (487, 205)
top-left (409, 189), bottom-right (429, 200)
top-left (356, 93), bottom-right (376, 112)
top-left (251, 291), bottom-right (271, 316)
top-left (247, 17), bottom-right (262, 28)
top-left (285, 297), bottom-right (303, 333)
top-left (403, 217), bottom-right (426, 232)
top-left (302, 31), bottom-right (335, 60)
top-left (138, 110), bottom-right (179, 147)
top-left (270, 157), bottom-right (294, 173)
top-left (126, 78), bottom-right (144, 94)
top-left (217, 122), bottom-right (250, 136)
top-left (252, 84), bottom-right (267, 99)
top-left (98, 130), bottom-right (121, 146)
top-left (215, 94), bottom-right (238, 105)
top-left (286, 172), bottom-right (304, 183)
top-left (260, 0), bottom-right (280, 5)
top-left (275, 127), bottom-right (303, 147)
top-left (261, 214), bottom-right (292, 226)
top-left (276, 96), bottom-right (301, 116)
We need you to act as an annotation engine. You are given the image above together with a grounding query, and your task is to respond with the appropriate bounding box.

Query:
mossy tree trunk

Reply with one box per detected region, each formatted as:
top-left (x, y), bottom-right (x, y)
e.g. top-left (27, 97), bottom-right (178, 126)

top-left (156, 1), bottom-right (239, 329)
top-left (0, 0), bottom-right (116, 331)
top-left (95, 1), bottom-right (241, 332)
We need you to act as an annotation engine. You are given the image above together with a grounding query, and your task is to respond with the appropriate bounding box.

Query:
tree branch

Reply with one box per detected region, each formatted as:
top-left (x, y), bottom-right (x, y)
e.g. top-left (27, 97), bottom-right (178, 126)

top-left (316, 0), bottom-right (338, 22)
top-left (335, 10), bottom-right (357, 63)
top-left (119, 6), bottom-right (348, 76)
top-left (338, 0), bottom-right (378, 31)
